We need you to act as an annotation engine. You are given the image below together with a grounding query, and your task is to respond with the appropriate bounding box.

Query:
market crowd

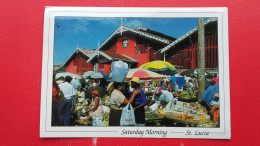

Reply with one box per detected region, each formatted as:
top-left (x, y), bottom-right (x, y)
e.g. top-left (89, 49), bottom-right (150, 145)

top-left (52, 70), bottom-right (220, 127)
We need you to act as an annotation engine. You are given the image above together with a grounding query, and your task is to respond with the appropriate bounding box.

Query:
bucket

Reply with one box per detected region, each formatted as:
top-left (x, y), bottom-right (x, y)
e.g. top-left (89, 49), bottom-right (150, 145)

top-left (112, 61), bottom-right (129, 82)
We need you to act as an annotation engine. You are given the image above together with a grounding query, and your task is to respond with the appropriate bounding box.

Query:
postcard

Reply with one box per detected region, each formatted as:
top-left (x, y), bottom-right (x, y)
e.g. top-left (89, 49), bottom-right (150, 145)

top-left (40, 7), bottom-right (230, 139)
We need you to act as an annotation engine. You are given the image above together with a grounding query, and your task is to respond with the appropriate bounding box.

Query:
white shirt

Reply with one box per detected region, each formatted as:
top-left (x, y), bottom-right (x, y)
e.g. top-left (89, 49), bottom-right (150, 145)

top-left (70, 79), bottom-right (81, 95)
top-left (152, 90), bottom-right (174, 102)
top-left (110, 89), bottom-right (125, 109)
top-left (59, 82), bottom-right (74, 99)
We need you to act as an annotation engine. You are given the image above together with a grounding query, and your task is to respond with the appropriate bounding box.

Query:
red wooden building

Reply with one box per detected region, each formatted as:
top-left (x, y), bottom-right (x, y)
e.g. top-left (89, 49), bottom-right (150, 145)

top-left (87, 25), bottom-right (176, 74)
top-left (160, 18), bottom-right (218, 73)
top-left (59, 18), bottom-right (218, 75)
top-left (59, 48), bottom-right (95, 74)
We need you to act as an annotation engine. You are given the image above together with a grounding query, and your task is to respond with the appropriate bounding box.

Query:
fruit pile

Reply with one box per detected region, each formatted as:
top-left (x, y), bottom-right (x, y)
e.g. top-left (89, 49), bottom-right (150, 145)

top-left (75, 119), bottom-right (92, 125)
top-left (177, 113), bottom-right (194, 120)
top-left (180, 91), bottom-right (197, 100)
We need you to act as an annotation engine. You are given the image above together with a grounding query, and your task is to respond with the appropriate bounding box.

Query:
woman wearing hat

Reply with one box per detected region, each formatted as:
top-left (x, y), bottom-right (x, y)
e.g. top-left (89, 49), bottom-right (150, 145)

top-left (85, 90), bottom-right (103, 125)
top-left (129, 77), bottom-right (148, 126)
top-left (109, 82), bottom-right (136, 126)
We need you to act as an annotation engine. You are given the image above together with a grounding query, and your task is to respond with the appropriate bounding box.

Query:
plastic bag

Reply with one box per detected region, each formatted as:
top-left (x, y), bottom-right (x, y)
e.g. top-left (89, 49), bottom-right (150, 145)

top-left (93, 115), bottom-right (103, 126)
top-left (149, 103), bottom-right (159, 112)
top-left (120, 103), bottom-right (136, 126)
top-left (112, 60), bottom-right (129, 82)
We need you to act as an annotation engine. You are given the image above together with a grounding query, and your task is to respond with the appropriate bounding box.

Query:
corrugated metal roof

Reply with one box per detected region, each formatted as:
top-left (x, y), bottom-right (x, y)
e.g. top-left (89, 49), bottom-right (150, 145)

top-left (96, 25), bottom-right (172, 52)
top-left (87, 50), bottom-right (138, 63)
top-left (160, 17), bottom-right (218, 53)
top-left (78, 48), bottom-right (95, 57)
top-left (62, 48), bottom-right (95, 67)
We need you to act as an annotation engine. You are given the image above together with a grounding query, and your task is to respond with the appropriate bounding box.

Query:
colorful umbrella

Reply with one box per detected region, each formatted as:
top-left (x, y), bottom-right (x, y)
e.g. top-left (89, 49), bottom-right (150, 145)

top-left (139, 60), bottom-right (176, 73)
top-left (125, 68), bottom-right (165, 80)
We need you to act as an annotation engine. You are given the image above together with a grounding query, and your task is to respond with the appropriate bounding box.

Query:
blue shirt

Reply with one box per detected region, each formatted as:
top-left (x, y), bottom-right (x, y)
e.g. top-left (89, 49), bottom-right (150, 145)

top-left (170, 76), bottom-right (176, 85)
top-left (131, 88), bottom-right (148, 105)
top-left (176, 77), bottom-right (185, 88)
top-left (200, 85), bottom-right (219, 106)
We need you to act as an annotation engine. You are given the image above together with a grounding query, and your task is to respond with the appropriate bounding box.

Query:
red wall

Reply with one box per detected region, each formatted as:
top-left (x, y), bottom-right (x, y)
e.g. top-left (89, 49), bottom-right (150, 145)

top-left (115, 36), bottom-right (150, 67)
top-left (66, 54), bottom-right (94, 74)
top-left (166, 32), bottom-right (218, 69)
top-left (103, 64), bottom-right (111, 74)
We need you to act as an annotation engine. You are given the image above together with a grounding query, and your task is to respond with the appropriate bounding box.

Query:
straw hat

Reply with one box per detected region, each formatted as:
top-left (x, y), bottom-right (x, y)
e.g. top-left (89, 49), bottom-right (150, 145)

top-left (130, 77), bottom-right (140, 84)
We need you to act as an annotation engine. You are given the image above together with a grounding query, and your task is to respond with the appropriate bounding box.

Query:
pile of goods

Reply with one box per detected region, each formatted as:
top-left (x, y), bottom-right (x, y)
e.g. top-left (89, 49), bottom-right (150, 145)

top-left (102, 107), bottom-right (110, 126)
top-left (172, 92), bottom-right (180, 97)
top-left (197, 120), bottom-right (219, 128)
top-left (161, 101), bottom-right (211, 122)
top-left (145, 112), bottom-right (162, 119)
top-left (73, 98), bottom-right (90, 126)
top-left (75, 119), bottom-right (92, 126)
top-left (176, 113), bottom-right (207, 121)
top-left (179, 91), bottom-right (197, 101)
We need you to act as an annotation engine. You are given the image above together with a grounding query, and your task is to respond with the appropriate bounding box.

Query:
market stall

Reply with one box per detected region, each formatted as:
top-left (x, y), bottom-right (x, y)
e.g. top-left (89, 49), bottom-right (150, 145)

top-left (148, 101), bottom-right (213, 127)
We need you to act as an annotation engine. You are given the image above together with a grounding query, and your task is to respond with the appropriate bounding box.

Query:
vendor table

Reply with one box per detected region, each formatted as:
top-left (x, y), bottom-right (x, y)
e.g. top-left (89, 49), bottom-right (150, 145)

top-left (154, 112), bottom-right (210, 127)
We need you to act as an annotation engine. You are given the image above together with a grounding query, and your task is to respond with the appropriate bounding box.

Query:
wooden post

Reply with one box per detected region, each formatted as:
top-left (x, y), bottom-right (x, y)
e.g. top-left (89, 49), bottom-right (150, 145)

top-left (197, 18), bottom-right (205, 99)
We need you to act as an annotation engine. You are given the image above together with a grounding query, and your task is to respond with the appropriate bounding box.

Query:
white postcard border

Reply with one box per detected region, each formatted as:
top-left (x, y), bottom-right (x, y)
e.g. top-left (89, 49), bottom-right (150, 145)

top-left (40, 7), bottom-right (230, 139)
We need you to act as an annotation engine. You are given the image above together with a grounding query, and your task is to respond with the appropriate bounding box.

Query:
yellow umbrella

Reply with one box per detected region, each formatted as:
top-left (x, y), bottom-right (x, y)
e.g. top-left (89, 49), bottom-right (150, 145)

top-left (139, 60), bottom-right (176, 72)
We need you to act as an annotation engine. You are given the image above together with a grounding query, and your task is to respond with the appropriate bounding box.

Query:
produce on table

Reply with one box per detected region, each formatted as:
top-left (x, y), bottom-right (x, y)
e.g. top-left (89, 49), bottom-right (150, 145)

top-left (75, 119), bottom-right (93, 125)
top-left (199, 114), bottom-right (206, 119)
top-left (145, 113), bottom-right (162, 119)
top-left (180, 91), bottom-right (197, 100)
top-left (172, 92), bottom-right (180, 96)
top-left (197, 120), bottom-right (219, 128)
top-left (156, 109), bottom-right (166, 115)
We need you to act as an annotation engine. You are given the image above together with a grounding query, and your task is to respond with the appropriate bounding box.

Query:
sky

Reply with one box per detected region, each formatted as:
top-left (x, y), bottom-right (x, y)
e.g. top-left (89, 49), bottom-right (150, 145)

top-left (54, 17), bottom-right (201, 64)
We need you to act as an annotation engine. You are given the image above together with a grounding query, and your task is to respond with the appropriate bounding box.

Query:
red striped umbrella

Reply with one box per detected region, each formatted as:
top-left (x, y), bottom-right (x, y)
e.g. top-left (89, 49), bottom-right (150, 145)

top-left (125, 68), bottom-right (165, 80)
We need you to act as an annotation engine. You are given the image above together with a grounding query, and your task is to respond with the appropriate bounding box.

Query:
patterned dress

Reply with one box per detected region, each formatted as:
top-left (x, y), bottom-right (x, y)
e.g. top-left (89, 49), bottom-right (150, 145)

top-left (89, 97), bottom-right (103, 118)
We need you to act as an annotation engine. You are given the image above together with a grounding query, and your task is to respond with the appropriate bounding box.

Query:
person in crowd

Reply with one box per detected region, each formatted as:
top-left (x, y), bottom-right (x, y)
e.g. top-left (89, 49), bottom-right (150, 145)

top-left (149, 81), bottom-right (155, 92)
top-left (211, 74), bottom-right (219, 85)
top-left (144, 81), bottom-right (150, 93)
top-left (174, 81), bottom-right (179, 92)
top-left (86, 79), bottom-right (108, 104)
top-left (205, 76), bottom-right (212, 89)
top-left (107, 82), bottom-right (114, 96)
top-left (109, 82), bottom-right (136, 126)
top-left (185, 79), bottom-right (194, 93)
top-left (79, 88), bottom-right (86, 98)
top-left (52, 71), bottom-right (60, 126)
top-left (210, 93), bottom-right (220, 122)
top-left (129, 77), bottom-right (148, 126)
top-left (156, 81), bottom-right (161, 88)
top-left (70, 77), bottom-right (82, 112)
top-left (148, 88), bottom-right (175, 110)
top-left (163, 79), bottom-right (169, 90)
top-left (170, 75), bottom-right (176, 92)
top-left (200, 80), bottom-right (219, 112)
top-left (167, 82), bottom-right (171, 92)
top-left (190, 76), bottom-right (198, 92)
top-left (160, 81), bottom-right (164, 88)
top-left (85, 90), bottom-right (103, 125)
top-left (58, 76), bottom-right (74, 126)
top-left (56, 76), bottom-right (65, 85)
